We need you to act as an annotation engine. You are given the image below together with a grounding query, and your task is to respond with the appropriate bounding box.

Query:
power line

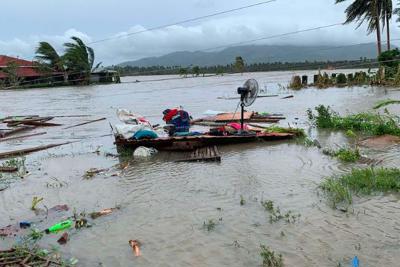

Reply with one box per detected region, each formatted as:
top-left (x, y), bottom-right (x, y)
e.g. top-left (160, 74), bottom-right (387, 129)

top-left (201, 23), bottom-right (344, 51)
top-left (89, 0), bottom-right (277, 45)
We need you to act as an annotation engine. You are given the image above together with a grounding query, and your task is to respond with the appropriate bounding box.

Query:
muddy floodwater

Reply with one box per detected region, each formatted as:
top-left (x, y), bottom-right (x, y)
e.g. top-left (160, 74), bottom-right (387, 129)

top-left (1, 71), bottom-right (400, 266)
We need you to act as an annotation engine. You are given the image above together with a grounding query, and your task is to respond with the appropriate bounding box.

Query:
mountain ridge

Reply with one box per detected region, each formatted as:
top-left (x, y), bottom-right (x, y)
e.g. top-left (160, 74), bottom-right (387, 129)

top-left (118, 44), bottom-right (378, 67)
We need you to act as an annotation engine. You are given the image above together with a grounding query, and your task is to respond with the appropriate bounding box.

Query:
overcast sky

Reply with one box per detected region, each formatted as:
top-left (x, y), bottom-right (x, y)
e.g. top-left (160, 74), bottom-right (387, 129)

top-left (1, 0), bottom-right (399, 65)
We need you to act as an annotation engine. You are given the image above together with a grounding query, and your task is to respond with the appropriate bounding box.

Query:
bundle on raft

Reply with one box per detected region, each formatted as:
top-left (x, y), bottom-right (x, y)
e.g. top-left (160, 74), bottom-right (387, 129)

top-left (191, 111), bottom-right (285, 126)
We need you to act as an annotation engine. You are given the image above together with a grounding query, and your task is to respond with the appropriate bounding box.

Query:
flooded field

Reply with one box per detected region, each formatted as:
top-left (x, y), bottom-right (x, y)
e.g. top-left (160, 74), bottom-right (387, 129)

top-left (1, 71), bottom-right (400, 266)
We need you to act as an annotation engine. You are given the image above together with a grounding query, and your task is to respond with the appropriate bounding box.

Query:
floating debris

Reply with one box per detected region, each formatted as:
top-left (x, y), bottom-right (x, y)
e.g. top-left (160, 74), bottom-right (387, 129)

top-left (83, 168), bottom-right (108, 179)
top-left (0, 247), bottom-right (64, 266)
top-left (90, 207), bottom-right (119, 219)
top-left (57, 232), bottom-right (69, 245)
top-left (129, 240), bottom-right (141, 257)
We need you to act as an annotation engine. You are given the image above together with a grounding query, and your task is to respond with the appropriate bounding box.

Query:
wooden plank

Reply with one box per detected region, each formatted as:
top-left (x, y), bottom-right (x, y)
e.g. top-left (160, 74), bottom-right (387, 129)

top-left (0, 132), bottom-right (47, 143)
top-left (176, 145), bottom-right (221, 162)
top-left (0, 142), bottom-right (73, 159)
top-left (64, 118), bottom-right (106, 129)
top-left (20, 121), bottom-right (62, 127)
top-left (0, 126), bottom-right (36, 138)
top-left (215, 112), bottom-right (253, 122)
top-left (0, 167), bottom-right (18, 172)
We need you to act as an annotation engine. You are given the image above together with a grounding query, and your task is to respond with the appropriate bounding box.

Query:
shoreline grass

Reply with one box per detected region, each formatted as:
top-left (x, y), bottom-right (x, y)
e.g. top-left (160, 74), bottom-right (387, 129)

top-left (307, 105), bottom-right (400, 136)
top-left (320, 167), bottom-right (400, 208)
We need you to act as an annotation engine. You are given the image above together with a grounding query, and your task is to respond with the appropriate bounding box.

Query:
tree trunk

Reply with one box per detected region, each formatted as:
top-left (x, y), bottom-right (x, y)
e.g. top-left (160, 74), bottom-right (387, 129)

top-left (376, 3), bottom-right (382, 56)
top-left (386, 12), bottom-right (391, 51)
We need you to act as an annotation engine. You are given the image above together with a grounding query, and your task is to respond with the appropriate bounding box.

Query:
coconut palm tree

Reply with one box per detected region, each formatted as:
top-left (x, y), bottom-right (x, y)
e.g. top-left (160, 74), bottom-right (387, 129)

top-left (35, 41), bottom-right (68, 82)
top-left (335, 0), bottom-right (383, 55)
top-left (382, 0), bottom-right (393, 50)
top-left (63, 36), bottom-right (101, 83)
top-left (35, 42), bottom-right (64, 71)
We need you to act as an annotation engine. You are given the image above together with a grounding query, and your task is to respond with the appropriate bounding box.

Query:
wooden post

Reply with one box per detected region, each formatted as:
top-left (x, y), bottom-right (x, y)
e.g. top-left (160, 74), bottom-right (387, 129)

top-left (313, 75), bottom-right (319, 84)
top-left (301, 75), bottom-right (308, 85)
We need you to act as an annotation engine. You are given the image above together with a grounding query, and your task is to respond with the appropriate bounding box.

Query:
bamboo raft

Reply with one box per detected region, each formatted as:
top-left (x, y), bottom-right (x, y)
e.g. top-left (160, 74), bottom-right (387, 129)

top-left (115, 132), bottom-right (294, 152)
top-left (176, 146), bottom-right (221, 162)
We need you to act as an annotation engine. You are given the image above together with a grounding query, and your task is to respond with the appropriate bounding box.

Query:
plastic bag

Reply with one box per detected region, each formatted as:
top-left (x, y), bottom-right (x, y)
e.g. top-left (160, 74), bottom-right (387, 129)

top-left (117, 109), bottom-right (150, 125)
top-left (133, 146), bottom-right (158, 158)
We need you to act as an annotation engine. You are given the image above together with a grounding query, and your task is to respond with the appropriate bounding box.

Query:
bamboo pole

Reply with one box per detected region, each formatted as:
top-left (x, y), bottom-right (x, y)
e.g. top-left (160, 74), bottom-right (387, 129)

top-left (0, 132), bottom-right (47, 143)
top-left (0, 142), bottom-right (73, 159)
top-left (64, 118), bottom-right (106, 129)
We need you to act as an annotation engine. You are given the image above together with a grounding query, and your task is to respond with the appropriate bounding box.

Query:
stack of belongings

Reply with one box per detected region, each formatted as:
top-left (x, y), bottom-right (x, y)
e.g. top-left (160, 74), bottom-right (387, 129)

top-left (114, 109), bottom-right (160, 140)
top-left (162, 108), bottom-right (192, 136)
top-left (209, 122), bottom-right (252, 136)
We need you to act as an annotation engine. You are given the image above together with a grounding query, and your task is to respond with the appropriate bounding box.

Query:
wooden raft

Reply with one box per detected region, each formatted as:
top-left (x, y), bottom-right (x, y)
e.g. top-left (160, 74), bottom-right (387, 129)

top-left (177, 146), bottom-right (221, 162)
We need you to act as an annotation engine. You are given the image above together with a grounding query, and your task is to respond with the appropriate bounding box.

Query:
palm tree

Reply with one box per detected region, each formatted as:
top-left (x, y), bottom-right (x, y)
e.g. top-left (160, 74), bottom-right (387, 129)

top-left (63, 36), bottom-right (101, 83)
top-left (382, 0), bottom-right (393, 50)
top-left (35, 42), bottom-right (68, 82)
top-left (335, 0), bottom-right (383, 55)
top-left (35, 42), bottom-right (64, 71)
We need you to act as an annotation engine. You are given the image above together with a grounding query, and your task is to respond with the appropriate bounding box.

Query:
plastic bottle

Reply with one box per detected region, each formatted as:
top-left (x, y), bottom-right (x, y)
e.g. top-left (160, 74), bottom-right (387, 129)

top-left (45, 220), bottom-right (72, 234)
top-left (352, 256), bottom-right (359, 267)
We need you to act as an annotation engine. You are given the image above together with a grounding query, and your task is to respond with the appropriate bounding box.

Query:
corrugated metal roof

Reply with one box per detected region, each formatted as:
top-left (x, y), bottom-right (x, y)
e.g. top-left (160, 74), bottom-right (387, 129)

top-left (0, 55), bottom-right (43, 78)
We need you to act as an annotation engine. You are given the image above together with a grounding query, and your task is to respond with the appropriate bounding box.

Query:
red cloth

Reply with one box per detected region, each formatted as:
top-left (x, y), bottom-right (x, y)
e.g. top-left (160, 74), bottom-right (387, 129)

top-left (163, 109), bottom-right (178, 122)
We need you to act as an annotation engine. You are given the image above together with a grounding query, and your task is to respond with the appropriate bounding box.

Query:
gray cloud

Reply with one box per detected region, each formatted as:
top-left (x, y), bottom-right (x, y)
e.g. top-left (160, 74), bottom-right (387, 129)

top-left (1, 0), bottom-right (399, 65)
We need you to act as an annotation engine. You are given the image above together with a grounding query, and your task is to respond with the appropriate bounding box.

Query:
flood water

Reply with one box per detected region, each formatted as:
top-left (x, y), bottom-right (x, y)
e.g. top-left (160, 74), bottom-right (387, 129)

top-left (1, 71), bottom-right (400, 266)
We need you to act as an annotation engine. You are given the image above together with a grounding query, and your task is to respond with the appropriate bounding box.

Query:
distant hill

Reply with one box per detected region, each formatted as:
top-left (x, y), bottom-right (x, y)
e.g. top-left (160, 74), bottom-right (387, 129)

top-left (118, 44), bottom-right (378, 67)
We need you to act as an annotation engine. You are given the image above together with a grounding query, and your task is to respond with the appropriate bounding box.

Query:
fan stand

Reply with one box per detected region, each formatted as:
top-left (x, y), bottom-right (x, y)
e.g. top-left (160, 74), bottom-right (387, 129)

top-left (240, 97), bottom-right (245, 133)
top-left (238, 90), bottom-right (249, 135)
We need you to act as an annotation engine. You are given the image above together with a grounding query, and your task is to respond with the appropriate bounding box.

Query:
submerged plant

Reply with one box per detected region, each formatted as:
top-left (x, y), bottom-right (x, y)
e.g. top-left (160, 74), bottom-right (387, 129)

top-left (31, 196), bottom-right (44, 210)
top-left (320, 167), bottom-right (400, 208)
top-left (27, 228), bottom-right (44, 241)
top-left (240, 195), bottom-right (246, 206)
top-left (1, 157), bottom-right (26, 177)
top-left (261, 200), bottom-right (300, 224)
top-left (260, 245), bottom-right (284, 267)
top-left (308, 105), bottom-right (400, 136)
top-left (322, 147), bottom-right (361, 163)
top-left (203, 219), bottom-right (216, 232)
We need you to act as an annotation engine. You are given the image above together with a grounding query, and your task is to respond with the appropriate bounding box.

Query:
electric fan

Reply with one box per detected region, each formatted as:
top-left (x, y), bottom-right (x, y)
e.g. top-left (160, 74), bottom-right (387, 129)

top-left (236, 79), bottom-right (259, 133)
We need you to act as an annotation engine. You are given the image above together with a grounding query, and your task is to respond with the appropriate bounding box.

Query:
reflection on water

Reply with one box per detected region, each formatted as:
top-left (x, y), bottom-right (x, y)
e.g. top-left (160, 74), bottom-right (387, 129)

top-left (1, 71), bottom-right (400, 266)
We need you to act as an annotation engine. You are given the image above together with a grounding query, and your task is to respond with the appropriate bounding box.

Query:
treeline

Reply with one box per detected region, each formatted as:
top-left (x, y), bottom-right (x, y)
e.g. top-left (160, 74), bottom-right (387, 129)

top-left (110, 59), bottom-right (376, 77)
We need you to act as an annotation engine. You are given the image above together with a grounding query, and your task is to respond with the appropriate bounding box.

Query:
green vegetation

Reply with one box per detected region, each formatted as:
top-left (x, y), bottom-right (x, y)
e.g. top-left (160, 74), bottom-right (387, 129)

top-left (261, 200), bottom-right (300, 224)
top-left (320, 167), bottom-right (400, 208)
top-left (203, 219), bottom-right (216, 232)
top-left (308, 105), bottom-right (400, 136)
top-left (192, 66), bottom-right (200, 77)
top-left (234, 56), bottom-right (245, 74)
top-left (264, 126), bottom-right (305, 137)
top-left (373, 99), bottom-right (400, 109)
top-left (2, 157), bottom-right (26, 176)
top-left (335, 0), bottom-right (393, 55)
top-left (289, 75), bottom-right (303, 90)
top-left (111, 59), bottom-right (374, 77)
top-left (322, 147), bottom-right (361, 162)
top-left (2, 61), bottom-right (23, 87)
top-left (336, 73), bottom-right (347, 85)
top-left (34, 36), bottom-right (101, 85)
top-left (240, 195), bottom-right (245, 206)
top-left (260, 245), bottom-right (284, 267)
top-left (27, 228), bottom-right (44, 241)
top-left (11, 244), bottom-right (77, 266)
